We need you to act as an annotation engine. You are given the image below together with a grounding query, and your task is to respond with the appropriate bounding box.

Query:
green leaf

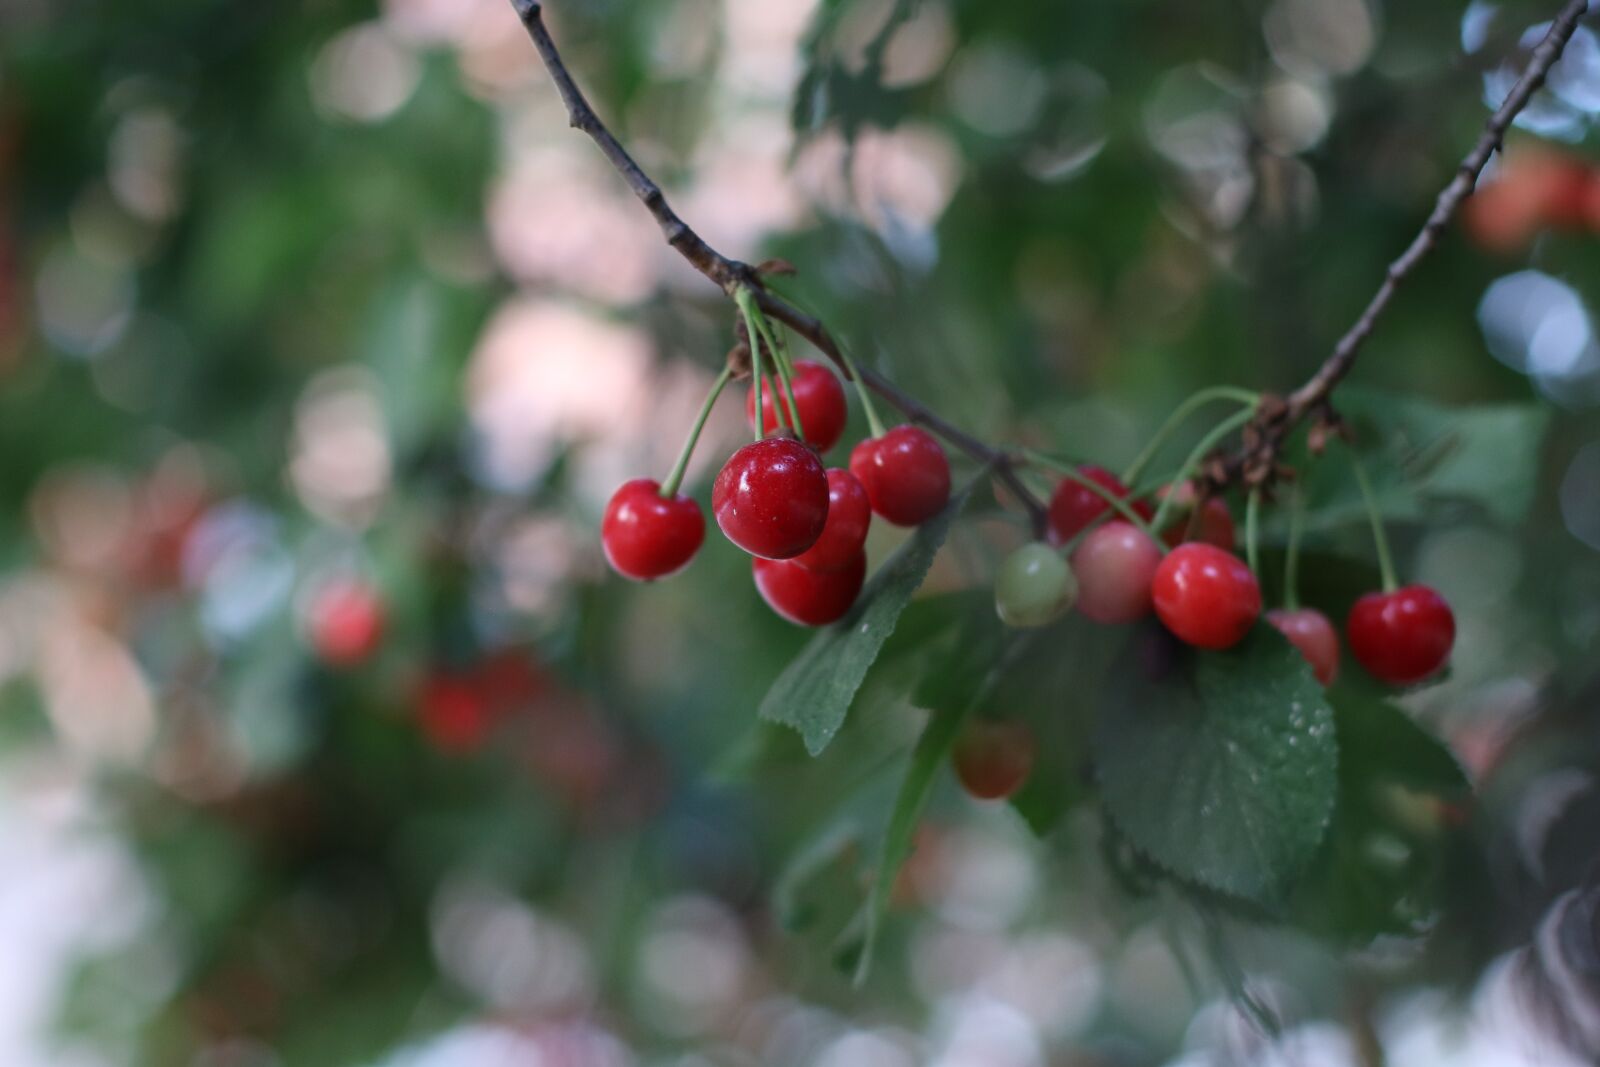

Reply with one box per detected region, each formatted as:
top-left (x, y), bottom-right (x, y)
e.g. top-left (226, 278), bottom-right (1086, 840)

top-left (1289, 689), bottom-right (1471, 942)
top-left (1329, 687), bottom-right (1468, 795)
top-left (1003, 618), bottom-right (1123, 836)
top-left (854, 697), bottom-right (968, 985)
top-left (1293, 388), bottom-right (1550, 529)
top-left (760, 484), bottom-right (971, 755)
top-left (1093, 625), bottom-right (1338, 903)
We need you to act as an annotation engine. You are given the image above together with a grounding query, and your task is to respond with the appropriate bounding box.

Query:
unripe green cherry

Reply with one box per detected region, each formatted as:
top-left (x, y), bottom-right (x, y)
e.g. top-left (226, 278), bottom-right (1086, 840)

top-left (995, 542), bottom-right (1077, 628)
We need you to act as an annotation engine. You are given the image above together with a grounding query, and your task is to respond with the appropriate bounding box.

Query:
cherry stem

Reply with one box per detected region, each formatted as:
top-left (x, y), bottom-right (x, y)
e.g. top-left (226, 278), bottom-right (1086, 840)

top-left (1024, 449), bottom-right (1161, 544)
top-left (1146, 407), bottom-right (1256, 535)
top-left (748, 296), bottom-right (807, 441)
top-left (660, 363), bottom-right (734, 499)
top-left (1346, 443), bottom-right (1399, 593)
top-left (1245, 487), bottom-right (1262, 577)
top-left (1122, 386), bottom-right (1259, 487)
top-left (1283, 484), bottom-right (1303, 611)
top-left (736, 293), bottom-right (768, 442)
top-left (838, 347), bottom-right (888, 439)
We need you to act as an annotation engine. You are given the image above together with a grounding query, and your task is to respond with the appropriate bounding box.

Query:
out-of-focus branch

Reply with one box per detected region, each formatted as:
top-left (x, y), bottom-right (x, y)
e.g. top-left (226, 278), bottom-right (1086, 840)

top-left (506, 0), bottom-right (1048, 532)
top-left (1232, 0), bottom-right (1592, 485)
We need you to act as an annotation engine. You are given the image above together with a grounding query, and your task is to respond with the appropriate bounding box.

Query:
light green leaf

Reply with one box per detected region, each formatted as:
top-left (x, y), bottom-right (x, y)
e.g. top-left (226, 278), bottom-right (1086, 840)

top-left (760, 484), bottom-right (971, 755)
top-left (1094, 625), bottom-right (1338, 903)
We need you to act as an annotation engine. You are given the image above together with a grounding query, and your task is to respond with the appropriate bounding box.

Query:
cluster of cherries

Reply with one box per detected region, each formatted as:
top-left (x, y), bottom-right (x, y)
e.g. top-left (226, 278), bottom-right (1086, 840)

top-left (602, 357), bottom-right (952, 625)
top-left (995, 463), bottom-right (1456, 687)
top-left (962, 463), bottom-right (1458, 803)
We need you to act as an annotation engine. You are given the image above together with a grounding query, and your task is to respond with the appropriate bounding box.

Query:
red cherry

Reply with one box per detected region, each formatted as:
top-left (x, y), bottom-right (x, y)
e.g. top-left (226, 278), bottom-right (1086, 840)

top-left (1069, 521), bottom-right (1163, 624)
top-left (952, 720), bottom-right (1035, 800)
top-left (745, 359), bottom-right (849, 452)
top-left (419, 674), bottom-right (489, 753)
top-left (790, 468), bottom-right (871, 571)
top-left (752, 551), bottom-right (866, 626)
top-left (848, 425), bottom-right (951, 526)
top-left (602, 478), bottom-right (705, 581)
top-left (1151, 543), bottom-right (1261, 650)
top-left (1267, 608), bottom-right (1340, 686)
top-left (1346, 585), bottom-right (1455, 685)
top-left (1155, 485), bottom-right (1235, 549)
top-left (307, 580), bottom-right (384, 665)
top-left (712, 438), bottom-right (830, 559)
top-left (1047, 465), bottom-right (1135, 546)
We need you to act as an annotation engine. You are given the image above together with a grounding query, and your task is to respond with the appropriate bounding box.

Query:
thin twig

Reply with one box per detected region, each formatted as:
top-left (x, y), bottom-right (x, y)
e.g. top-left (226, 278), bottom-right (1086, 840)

top-left (1289, 0), bottom-right (1589, 419)
top-left (1232, 0), bottom-right (1590, 482)
top-left (507, 0), bottom-right (1048, 534)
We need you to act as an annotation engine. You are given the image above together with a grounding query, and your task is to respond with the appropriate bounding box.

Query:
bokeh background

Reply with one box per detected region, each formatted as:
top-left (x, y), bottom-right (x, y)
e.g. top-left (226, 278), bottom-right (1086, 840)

top-left (2, 0), bottom-right (1600, 1064)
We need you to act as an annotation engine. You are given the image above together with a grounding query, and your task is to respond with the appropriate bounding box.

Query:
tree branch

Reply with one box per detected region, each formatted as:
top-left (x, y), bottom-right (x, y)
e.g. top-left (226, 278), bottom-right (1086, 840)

top-left (1235, 0), bottom-right (1591, 482)
top-left (507, 0), bottom-right (1048, 533)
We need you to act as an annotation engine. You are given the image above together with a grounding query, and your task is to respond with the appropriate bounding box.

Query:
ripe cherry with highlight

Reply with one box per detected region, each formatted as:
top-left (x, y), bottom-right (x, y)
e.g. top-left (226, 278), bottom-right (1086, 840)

top-left (753, 552), bottom-right (867, 626)
top-left (602, 479), bottom-right (706, 581)
top-left (713, 437), bottom-right (830, 559)
top-left (1347, 585), bottom-right (1455, 685)
top-left (746, 359), bottom-right (849, 452)
top-left (1267, 608), bottom-right (1340, 686)
top-left (1151, 542), bottom-right (1262, 650)
top-left (1069, 521), bottom-right (1163, 625)
top-left (790, 468), bottom-right (871, 572)
top-left (849, 425), bottom-right (951, 526)
top-left (952, 720), bottom-right (1035, 801)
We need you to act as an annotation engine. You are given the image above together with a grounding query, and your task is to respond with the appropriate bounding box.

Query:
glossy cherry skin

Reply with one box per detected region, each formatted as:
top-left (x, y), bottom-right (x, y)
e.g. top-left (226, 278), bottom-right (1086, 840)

top-left (1267, 608), bottom-right (1340, 686)
top-left (952, 720), bottom-right (1035, 800)
top-left (712, 438), bottom-right (830, 559)
top-left (1069, 521), bottom-right (1163, 624)
top-left (307, 580), bottom-right (384, 665)
top-left (849, 426), bottom-right (951, 527)
top-left (1048, 465), bottom-right (1138, 546)
top-left (1151, 543), bottom-right (1261, 650)
top-left (602, 478), bottom-right (706, 580)
top-left (752, 551), bottom-right (867, 626)
top-left (790, 468), bottom-right (872, 571)
top-left (1346, 585), bottom-right (1455, 685)
top-left (745, 359), bottom-right (849, 453)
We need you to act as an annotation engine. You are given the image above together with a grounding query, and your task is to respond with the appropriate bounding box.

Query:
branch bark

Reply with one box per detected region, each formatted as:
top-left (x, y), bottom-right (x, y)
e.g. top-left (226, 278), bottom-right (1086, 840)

top-left (507, 0), bottom-right (1048, 532)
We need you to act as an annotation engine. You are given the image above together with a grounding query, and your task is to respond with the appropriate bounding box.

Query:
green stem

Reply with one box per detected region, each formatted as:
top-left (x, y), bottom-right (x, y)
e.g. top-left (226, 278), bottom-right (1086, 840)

top-left (1122, 386), bottom-right (1259, 487)
top-left (660, 363), bottom-right (734, 498)
top-left (1283, 484), bottom-right (1303, 611)
top-left (751, 305), bottom-right (806, 441)
top-left (736, 293), bottom-right (767, 442)
top-left (1245, 487), bottom-right (1261, 577)
top-left (1146, 408), bottom-right (1255, 535)
top-left (1346, 444), bottom-right (1398, 593)
top-left (838, 347), bottom-right (887, 439)
top-left (1025, 449), bottom-right (1160, 542)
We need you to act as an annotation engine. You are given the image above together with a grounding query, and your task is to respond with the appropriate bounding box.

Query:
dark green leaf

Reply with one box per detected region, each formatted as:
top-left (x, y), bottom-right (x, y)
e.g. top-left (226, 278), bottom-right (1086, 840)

top-left (760, 485), bottom-right (971, 755)
top-left (1293, 389), bottom-right (1550, 530)
top-left (1094, 625), bottom-right (1338, 903)
top-left (1289, 689), bottom-right (1472, 942)
top-left (854, 698), bottom-right (968, 985)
